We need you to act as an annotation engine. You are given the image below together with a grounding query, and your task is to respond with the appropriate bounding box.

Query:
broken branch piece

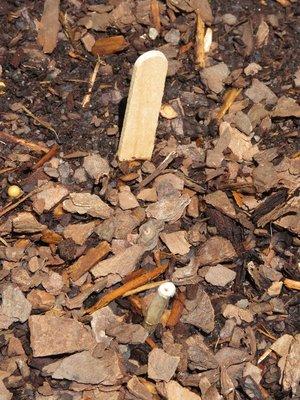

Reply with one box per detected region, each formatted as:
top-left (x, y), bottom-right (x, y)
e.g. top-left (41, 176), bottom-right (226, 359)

top-left (143, 282), bottom-right (176, 332)
top-left (195, 11), bottom-right (205, 68)
top-left (67, 241), bottom-right (110, 282)
top-left (86, 261), bottom-right (169, 313)
top-left (150, 0), bottom-right (161, 33)
top-left (82, 58), bottom-right (102, 108)
top-left (0, 130), bottom-right (48, 153)
top-left (166, 291), bottom-right (185, 328)
top-left (32, 144), bottom-right (59, 170)
top-left (117, 50), bottom-right (168, 161)
top-left (216, 88), bottom-right (242, 120)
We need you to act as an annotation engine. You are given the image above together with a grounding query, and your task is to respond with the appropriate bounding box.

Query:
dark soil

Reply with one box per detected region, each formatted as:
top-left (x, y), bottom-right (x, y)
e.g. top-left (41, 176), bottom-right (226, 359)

top-left (0, 1), bottom-right (299, 399)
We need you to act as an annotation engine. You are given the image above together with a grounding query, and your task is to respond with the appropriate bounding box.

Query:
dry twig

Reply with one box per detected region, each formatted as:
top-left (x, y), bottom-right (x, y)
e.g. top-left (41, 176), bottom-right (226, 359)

top-left (137, 151), bottom-right (176, 190)
top-left (0, 188), bottom-right (41, 219)
top-left (82, 58), bottom-right (102, 108)
top-left (195, 11), bottom-right (205, 68)
top-left (150, 0), bottom-right (161, 33)
top-left (166, 291), bottom-right (185, 327)
top-left (0, 130), bottom-right (48, 153)
top-left (32, 144), bottom-right (59, 170)
top-left (21, 105), bottom-right (60, 142)
top-left (86, 255), bottom-right (169, 313)
top-left (216, 88), bottom-right (242, 120)
top-left (67, 241), bottom-right (110, 282)
top-left (123, 280), bottom-right (167, 297)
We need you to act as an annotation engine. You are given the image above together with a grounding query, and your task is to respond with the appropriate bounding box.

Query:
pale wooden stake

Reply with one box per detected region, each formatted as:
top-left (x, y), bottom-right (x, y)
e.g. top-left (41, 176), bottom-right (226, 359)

top-left (117, 50), bottom-right (168, 161)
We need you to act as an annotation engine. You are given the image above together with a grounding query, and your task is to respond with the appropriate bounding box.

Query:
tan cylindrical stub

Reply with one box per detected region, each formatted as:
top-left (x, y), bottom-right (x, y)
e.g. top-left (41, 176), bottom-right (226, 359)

top-left (143, 282), bottom-right (176, 331)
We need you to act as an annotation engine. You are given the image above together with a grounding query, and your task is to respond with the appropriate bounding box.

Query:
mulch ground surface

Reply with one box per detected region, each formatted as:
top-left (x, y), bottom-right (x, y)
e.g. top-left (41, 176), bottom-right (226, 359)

top-left (0, 0), bottom-right (299, 399)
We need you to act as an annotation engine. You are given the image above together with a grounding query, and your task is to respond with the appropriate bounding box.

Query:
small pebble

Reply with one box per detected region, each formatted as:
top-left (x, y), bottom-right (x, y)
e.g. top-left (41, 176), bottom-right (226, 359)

top-left (7, 185), bottom-right (22, 199)
top-left (222, 13), bottom-right (237, 26)
top-left (273, 321), bottom-right (285, 333)
top-left (149, 27), bottom-right (159, 40)
top-left (164, 29), bottom-right (181, 45)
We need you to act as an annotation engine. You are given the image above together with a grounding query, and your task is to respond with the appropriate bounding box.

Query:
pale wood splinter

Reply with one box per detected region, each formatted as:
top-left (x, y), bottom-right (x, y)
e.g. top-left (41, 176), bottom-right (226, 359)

top-left (117, 50), bottom-right (168, 161)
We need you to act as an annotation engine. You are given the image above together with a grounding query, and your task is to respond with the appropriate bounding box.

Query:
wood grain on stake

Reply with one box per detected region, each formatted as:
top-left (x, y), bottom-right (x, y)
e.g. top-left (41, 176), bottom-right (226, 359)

top-left (117, 50), bottom-right (168, 161)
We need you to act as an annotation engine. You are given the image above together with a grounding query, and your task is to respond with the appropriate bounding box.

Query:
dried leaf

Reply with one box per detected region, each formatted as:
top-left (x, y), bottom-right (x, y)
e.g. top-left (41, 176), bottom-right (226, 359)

top-left (92, 35), bottom-right (128, 56)
top-left (232, 191), bottom-right (245, 207)
top-left (271, 96), bottom-right (300, 118)
top-left (256, 20), bottom-right (269, 47)
top-left (200, 62), bottom-right (230, 93)
top-left (37, 0), bottom-right (61, 54)
top-left (160, 104), bottom-right (178, 119)
top-left (241, 21), bottom-right (254, 56)
top-left (283, 334), bottom-right (300, 395)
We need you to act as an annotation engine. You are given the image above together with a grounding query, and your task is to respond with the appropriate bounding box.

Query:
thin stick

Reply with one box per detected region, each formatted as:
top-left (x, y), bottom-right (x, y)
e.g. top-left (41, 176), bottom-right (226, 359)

top-left (166, 291), bottom-right (185, 327)
top-left (164, 169), bottom-right (205, 193)
top-left (137, 151), bottom-right (176, 190)
top-left (0, 237), bottom-right (9, 246)
top-left (216, 88), bottom-right (242, 120)
top-left (123, 280), bottom-right (167, 297)
top-left (0, 130), bottom-right (48, 153)
top-left (0, 188), bottom-right (41, 219)
top-left (86, 261), bottom-right (169, 313)
top-left (256, 328), bottom-right (277, 341)
top-left (82, 58), bottom-right (102, 108)
top-left (0, 167), bottom-right (16, 175)
top-left (21, 105), bottom-right (60, 142)
top-left (67, 241), bottom-right (110, 282)
top-left (150, 0), bottom-right (161, 33)
top-left (59, 11), bottom-right (79, 53)
top-left (195, 11), bottom-right (205, 68)
top-left (32, 144), bottom-right (59, 170)
top-left (123, 267), bottom-right (147, 283)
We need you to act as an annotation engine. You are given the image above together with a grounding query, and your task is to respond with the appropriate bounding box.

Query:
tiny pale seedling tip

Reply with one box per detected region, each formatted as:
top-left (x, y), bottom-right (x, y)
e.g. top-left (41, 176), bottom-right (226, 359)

top-left (157, 282), bottom-right (176, 299)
